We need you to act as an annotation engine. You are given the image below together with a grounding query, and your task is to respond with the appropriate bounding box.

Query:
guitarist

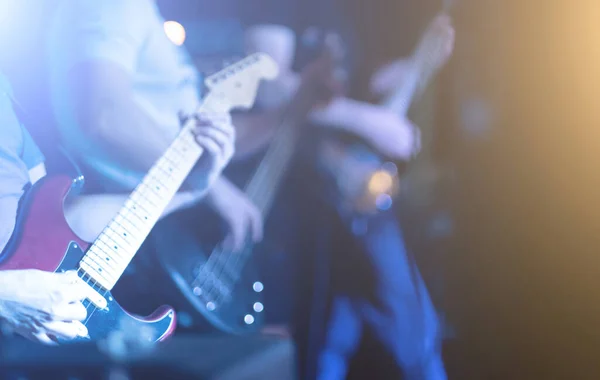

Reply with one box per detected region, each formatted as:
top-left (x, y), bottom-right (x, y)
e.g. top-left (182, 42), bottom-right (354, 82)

top-left (45, 0), bottom-right (260, 252)
top-left (0, 61), bottom-right (238, 344)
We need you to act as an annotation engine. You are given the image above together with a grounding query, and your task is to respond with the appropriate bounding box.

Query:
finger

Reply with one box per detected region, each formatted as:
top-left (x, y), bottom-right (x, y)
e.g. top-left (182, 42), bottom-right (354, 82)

top-left (31, 331), bottom-right (57, 345)
top-left (56, 281), bottom-right (88, 304)
top-left (194, 135), bottom-right (226, 160)
top-left (192, 121), bottom-right (236, 144)
top-left (195, 112), bottom-right (232, 128)
top-left (49, 274), bottom-right (87, 305)
top-left (58, 270), bottom-right (83, 286)
top-left (231, 220), bottom-right (247, 252)
top-left (223, 218), bottom-right (247, 253)
top-left (222, 135), bottom-right (235, 163)
top-left (50, 301), bottom-right (87, 321)
top-left (41, 320), bottom-right (87, 340)
top-left (193, 126), bottom-right (231, 152)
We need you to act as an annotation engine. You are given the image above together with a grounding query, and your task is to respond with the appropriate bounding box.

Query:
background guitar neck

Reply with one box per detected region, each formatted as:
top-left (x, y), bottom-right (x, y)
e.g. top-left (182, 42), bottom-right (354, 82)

top-left (381, 12), bottom-right (453, 116)
top-left (381, 59), bottom-right (423, 116)
top-left (243, 117), bottom-right (299, 216)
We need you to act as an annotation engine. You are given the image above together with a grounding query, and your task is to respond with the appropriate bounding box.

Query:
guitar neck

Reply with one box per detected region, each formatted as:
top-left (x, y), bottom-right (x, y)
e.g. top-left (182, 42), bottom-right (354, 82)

top-left (244, 120), bottom-right (299, 215)
top-left (80, 95), bottom-right (224, 291)
top-left (242, 82), bottom-right (317, 216)
top-left (381, 59), bottom-right (422, 116)
top-left (381, 13), bottom-right (452, 115)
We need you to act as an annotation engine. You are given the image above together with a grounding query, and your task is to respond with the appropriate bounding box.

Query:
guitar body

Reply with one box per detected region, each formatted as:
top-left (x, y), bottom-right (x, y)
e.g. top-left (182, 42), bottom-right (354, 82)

top-left (0, 175), bottom-right (176, 342)
top-left (149, 210), bottom-right (266, 334)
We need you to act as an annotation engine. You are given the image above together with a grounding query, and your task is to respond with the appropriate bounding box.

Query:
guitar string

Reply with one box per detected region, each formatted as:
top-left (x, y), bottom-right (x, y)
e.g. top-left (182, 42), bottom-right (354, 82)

top-left (195, 131), bottom-right (296, 305)
top-left (191, 123), bottom-right (294, 301)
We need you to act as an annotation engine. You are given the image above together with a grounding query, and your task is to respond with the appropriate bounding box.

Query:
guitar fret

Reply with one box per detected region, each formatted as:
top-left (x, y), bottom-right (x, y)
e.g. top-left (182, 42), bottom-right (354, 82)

top-left (140, 180), bottom-right (168, 197)
top-left (98, 233), bottom-right (129, 255)
top-left (89, 245), bottom-right (123, 269)
top-left (85, 249), bottom-right (115, 270)
top-left (155, 165), bottom-right (176, 180)
top-left (147, 173), bottom-right (172, 191)
top-left (80, 256), bottom-right (116, 283)
top-left (87, 248), bottom-right (120, 272)
top-left (95, 238), bottom-right (127, 262)
top-left (164, 150), bottom-right (184, 165)
top-left (79, 262), bottom-right (112, 290)
top-left (83, 251), bottom-right (127, 281)
top-left (112, 218), bottom-right (143, 238)
top-left (121, 213), bottom-right (149, 232)
top-left (105, 226), bottom-right (135, 249)
top-left (160, 155), bottom-right (181, 169)
top-left (95, 242), bottom-right (126, 265)
top-left (113, 215), bottom-right (138, 231)
top-left (132, 190), bottom-right (160, 210)
top-left (94, 241), bottom-right (124, 263)
top-left (100, 236), bottom-right (131, 260)
top-left (123, 201), bottom-right (153, 224)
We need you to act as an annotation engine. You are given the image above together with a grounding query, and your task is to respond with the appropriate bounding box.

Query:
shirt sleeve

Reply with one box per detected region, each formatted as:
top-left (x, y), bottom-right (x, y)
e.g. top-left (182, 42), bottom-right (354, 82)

top-left (52, 0), bottom-right (153, 74)
top-left (0, 94), bottom-right (34, 252)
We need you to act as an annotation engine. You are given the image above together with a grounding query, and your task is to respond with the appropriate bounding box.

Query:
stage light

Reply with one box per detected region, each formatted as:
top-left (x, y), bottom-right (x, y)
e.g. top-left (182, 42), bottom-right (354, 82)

top-left (368, 170), bottom-right (395, 195)
top-left (164, 21), bottom-right (186, 46)
top-left (376, 194), bottom-right (393, 211)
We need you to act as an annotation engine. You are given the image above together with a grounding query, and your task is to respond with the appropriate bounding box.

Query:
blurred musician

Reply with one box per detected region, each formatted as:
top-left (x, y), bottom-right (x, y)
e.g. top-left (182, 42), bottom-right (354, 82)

top-left (159, 1), bottom-right (453, 378)
top-left (181, 2), bottom-right (454, 379)
top-left (246, 28), bottom-right (445, 380)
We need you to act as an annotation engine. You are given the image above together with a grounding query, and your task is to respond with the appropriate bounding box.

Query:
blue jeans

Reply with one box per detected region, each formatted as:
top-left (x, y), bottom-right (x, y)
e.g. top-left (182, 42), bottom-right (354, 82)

top-left (316, 212), bottom-right (446, 380)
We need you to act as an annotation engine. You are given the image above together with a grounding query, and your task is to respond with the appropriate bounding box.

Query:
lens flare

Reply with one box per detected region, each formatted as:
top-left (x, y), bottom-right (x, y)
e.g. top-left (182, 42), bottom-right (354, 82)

top-left (368, 170), bottom-right (395, 195)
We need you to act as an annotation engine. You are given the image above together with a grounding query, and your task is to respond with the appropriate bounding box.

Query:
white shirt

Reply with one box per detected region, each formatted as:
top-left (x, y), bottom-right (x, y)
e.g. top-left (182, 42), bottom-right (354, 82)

top-left (47, 0), bottom-right (202, 191)
top-left (0, 74), bottom-right (45, 251)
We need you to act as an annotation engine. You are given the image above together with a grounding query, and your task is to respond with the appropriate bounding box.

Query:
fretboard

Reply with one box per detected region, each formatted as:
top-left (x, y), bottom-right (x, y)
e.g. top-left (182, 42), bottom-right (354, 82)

top-left (244, 121), bottom-right (298, 215)
top-left (381, 19), bottom-right (450, 116)
top-left (80, 95), bottom-right (224, 291)
top-left (242, 87), bottom-right (312, 216)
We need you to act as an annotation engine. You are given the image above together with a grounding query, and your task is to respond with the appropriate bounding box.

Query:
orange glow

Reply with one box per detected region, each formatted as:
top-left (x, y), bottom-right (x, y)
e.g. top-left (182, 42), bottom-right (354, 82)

top-left (368, 170), bottom-right (394, 195)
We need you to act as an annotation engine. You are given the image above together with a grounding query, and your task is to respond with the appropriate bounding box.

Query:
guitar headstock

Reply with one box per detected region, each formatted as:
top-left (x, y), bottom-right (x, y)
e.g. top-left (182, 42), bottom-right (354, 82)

top-left (204, 53), bottom-right (279, 112)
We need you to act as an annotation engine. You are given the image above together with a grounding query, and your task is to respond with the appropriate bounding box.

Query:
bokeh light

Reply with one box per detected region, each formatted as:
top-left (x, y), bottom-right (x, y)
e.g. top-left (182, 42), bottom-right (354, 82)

top-left (163, 20), bottom-right (186, 46)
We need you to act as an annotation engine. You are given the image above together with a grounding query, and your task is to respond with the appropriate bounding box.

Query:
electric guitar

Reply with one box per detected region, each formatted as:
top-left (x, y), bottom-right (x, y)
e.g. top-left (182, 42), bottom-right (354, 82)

top-left (0, 54), bottom-right (278, 342)
top-left (316, 13), bottom-right (455, 216)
